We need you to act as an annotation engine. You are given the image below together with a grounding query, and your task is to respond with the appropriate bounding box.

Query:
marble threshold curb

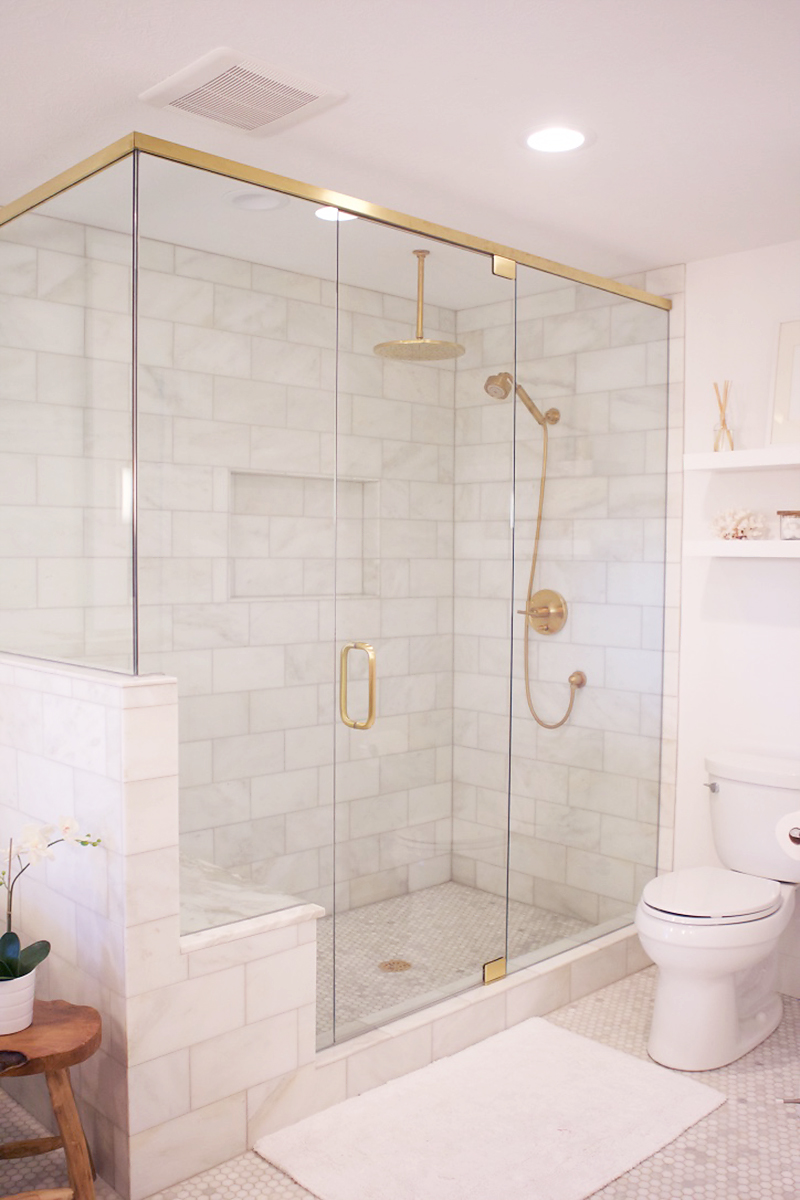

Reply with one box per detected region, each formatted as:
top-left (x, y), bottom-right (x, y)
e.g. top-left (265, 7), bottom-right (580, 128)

top-left (242, 921), bottom-right (652, 1142)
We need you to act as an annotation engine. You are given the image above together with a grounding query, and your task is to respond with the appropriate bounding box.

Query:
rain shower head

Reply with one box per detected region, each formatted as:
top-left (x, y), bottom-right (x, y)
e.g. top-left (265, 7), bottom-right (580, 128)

top-left (484, 372), bottom-right (549, 426)
top-left (374, 250), bottom-right (465, 361)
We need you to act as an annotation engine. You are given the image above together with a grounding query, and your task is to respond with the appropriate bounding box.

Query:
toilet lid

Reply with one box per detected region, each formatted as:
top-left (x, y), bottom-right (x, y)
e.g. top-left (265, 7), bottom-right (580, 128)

top-left (642, 867), bottom-right (782, 922)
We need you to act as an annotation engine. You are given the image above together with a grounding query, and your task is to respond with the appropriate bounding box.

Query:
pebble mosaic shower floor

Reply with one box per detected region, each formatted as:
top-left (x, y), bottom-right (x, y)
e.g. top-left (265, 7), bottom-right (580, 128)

top-left (3, 967), bottom-right (800, 1198)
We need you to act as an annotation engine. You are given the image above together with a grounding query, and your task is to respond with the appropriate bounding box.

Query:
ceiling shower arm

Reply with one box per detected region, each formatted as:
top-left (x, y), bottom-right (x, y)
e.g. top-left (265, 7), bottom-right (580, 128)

top-left (414, 249), bottom-right (427, 340)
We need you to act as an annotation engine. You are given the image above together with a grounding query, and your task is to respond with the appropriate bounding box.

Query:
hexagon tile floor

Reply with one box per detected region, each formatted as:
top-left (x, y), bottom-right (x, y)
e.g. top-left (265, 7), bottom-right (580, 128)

top-left (3, 966), bottom-right (800, 1199)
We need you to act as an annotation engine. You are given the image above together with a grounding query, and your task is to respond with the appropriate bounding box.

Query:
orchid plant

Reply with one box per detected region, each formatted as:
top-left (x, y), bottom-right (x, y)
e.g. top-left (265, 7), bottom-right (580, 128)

top-left (0, 818), bottom-right (101, 980)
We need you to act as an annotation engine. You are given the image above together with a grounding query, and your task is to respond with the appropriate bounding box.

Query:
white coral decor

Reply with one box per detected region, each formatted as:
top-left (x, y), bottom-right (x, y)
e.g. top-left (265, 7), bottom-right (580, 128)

top-left (711, 509), bottom-right (767, 540)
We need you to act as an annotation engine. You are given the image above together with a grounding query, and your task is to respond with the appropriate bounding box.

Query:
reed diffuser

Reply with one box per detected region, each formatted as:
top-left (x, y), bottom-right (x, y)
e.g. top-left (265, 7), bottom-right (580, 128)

top-left (713, 381), bottom-right (734, 451)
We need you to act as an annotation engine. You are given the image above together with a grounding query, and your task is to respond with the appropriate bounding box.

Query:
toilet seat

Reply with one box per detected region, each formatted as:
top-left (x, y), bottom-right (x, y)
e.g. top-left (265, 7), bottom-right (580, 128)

top-left (642, 867), bottom-right (783, 925)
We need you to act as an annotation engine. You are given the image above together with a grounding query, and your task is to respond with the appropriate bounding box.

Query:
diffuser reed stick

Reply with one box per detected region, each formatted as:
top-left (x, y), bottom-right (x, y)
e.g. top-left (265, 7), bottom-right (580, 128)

top-left (713, 381), bottom-right (734, 451)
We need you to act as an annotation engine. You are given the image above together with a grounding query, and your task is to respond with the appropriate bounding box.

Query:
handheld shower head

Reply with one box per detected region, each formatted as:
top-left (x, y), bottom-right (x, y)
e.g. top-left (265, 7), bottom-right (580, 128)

top-left (484, 372), bottom-right (513, 401)
top-left (484, 372), bottom-right (552, 427)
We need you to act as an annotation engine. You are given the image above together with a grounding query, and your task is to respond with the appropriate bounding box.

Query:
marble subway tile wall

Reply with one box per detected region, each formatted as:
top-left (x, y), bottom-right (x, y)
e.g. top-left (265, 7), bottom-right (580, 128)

top-left (0, 653), bottom-right (326, 1199)
top-left (453, 277), bottom-right (673, 931)
top-left (451, 296), bottom-right (516, 895)
top-left (0, 211), bottom-right (456, 920)
top-left (0, 653), bottom-right (179, 1196)
top-left (133, 242), bottom-right (457, 917)
top-left (0, 214), bottom-right (134, 671)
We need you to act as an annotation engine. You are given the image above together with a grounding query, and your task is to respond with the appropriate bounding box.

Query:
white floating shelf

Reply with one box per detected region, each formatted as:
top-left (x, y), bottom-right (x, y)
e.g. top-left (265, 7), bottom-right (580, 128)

top-left (684, 539), bottom-right (800, 558)
top-left (684, 447), bottom-right (800, 472)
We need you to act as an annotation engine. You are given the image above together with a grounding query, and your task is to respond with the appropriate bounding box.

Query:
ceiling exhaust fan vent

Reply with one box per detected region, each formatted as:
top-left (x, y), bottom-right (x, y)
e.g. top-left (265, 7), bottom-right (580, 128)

top-left (139, 48), bottom-right (344, 135)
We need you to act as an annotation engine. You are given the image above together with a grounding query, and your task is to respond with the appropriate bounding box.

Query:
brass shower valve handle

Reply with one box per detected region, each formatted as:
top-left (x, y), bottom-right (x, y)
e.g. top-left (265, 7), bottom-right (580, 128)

top-left (518, 589), bottom-right (568, 635)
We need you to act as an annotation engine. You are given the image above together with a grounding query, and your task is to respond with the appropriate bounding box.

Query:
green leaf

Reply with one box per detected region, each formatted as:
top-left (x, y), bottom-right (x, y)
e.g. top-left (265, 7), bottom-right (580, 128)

top-left (18, 941), bottom-right (50, 976)
top-left (0, 960), bottom-right (16, 980)
top-left (0, 931), bottom-right (20, 964)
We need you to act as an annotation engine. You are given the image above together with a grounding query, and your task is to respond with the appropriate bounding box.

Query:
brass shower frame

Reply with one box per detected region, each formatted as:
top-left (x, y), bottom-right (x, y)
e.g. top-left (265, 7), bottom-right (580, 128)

top-left (0, 132), bottom-right (671, 679)
top-left (0, 131), bottom-right (671, 313)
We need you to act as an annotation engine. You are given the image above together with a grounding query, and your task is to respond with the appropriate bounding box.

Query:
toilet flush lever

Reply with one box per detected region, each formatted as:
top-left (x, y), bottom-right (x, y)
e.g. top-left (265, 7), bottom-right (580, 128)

top-left (788, 828), bottom-right (800, 845)
top-left (704, 782), bottom-right (719, 793)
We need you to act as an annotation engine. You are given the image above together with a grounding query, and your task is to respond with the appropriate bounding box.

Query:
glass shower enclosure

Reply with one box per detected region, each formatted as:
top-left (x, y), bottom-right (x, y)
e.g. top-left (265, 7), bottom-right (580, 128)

top-left (0, 134), bottom-right (670, 1048)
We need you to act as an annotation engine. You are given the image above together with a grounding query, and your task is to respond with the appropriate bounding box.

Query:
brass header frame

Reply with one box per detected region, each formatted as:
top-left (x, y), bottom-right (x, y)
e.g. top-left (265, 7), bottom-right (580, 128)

top-left (0, 131), bottom-right (671, 311)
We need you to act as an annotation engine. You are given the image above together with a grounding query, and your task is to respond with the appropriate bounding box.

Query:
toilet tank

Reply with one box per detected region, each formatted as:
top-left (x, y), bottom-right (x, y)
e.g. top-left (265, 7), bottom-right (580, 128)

top-left (707, 752), bottom-right (800, 883)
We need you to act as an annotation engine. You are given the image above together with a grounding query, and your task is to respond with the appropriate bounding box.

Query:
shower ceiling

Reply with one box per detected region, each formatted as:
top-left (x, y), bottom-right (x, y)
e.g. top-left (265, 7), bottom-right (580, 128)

top-left (2, 0), bottom-right (799, 279)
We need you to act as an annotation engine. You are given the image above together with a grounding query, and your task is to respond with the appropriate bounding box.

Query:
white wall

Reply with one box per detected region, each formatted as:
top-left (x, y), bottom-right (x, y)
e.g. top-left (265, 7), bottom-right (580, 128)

top-left (676, 240), bottom-right (800, 874)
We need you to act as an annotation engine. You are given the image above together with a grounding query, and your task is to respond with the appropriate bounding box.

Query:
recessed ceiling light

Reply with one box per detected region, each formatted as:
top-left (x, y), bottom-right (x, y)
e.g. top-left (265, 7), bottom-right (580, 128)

top-left (315, 207), bottom-right (358, 222)
top-left (227, 189), bottom-right (289, 211)
top-left (526, 127), bottom-right (586, 153)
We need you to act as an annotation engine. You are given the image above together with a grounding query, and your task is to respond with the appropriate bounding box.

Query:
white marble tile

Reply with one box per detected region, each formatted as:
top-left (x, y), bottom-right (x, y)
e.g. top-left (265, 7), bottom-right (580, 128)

top-left (191, 1010), bottom-right (298, 1109)
top-left (346, 1024), bottom-right (432, 1097)
top-left (247, 1056), bottom-right (346, 1141)
top-left (611, 300), bottom-right (668, 347)
top-left (215, 285), bottom-right (287, 337)
top-left (0, 240), bottom-right (37, 296)
top-left (600, 813), bottom-right (658, 866)
top-left (567, 767), bottom-right (638, 818)
top-left (211, 646), bottom-right (284, 693)
top-left (126, 915), bottom-right (188, 996)
top-left (250, 427), bottom-right (321, 474)
top-left (430, 990), bottom-right (506, 1059)
top-left (127, 967), bottom-right (246, 1064)
top-left (252, 337), bottom-right (321, 388)
top-left (0, 345), bottom-right (36, 401)
top-left (129, 1093), bottom-right (247, 1200)
top-left (604, 730), bottom-right (661, 781)
top-left (566, 848), bottom-right (634, 904)
top-left (252, 263), bottom-right (321, 303)
top-left (288, 299), bottom-right (337, 348)
top-left (173, 324), bottom-right (250, 377)
top-left (0, 293), bottom-right (84, 355)
top-left (128, 1049), bottom-right (191, 1136)
top-left (246, 942), bottom-right (317, 1023)
top-left (172, 415), bottom-right (250, 468)
top-left (124, 846), bottom-right (180, 927)
top-left (124, 774), bottom-right (179, 854)
top-left (568, 937), bottom-right (629, 999)
top-left (175, 246), bottom-right (251, 289)
top-left (188, 924), bottom-right (299, 977)
top-left (605, 647), bottom-right (663, 694)
top-left (41, 692), bottom-right (107, 774)
top-left (121, 702), bottom-right (179, 782)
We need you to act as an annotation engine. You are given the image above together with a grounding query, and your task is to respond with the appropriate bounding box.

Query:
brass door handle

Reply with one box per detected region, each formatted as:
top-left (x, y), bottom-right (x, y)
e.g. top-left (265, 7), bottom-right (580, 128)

top-left (339, 642), bottom-right (376, 730)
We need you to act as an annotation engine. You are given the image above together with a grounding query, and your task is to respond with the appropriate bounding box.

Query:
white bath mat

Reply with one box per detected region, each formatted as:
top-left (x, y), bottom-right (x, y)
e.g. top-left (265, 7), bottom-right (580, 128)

top-left (256, 1017), bottom-right (725, 1200)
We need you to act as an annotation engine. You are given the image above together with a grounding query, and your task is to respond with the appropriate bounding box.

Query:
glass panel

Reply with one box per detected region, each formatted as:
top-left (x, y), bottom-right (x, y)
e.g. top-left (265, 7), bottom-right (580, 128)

top-left (135, 155), bottom-right (338, 1038)
top-left (0, 158), bottom-right (135, 670)
top-left (507, 266), bottom-right (670, 970)
top-left (332, 220), bottom-right (515, 1041)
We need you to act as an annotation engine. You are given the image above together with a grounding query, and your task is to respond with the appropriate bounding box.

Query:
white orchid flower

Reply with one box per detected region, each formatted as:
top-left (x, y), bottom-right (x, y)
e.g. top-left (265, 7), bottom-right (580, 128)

top-left (56, 816), bottom-right (80, 845)
top-left (18, 824), bottom-right (56, 866)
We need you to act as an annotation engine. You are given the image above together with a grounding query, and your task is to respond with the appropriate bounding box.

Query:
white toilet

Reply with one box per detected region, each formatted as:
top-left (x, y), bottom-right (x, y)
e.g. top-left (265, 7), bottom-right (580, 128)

top-left (635, 751), bottom-right (800, 1071)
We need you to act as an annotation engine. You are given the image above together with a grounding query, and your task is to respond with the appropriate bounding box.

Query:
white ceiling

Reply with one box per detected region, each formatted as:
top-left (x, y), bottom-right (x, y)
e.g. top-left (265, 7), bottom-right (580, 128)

top-left (3, 0), bottom-right (800, 284)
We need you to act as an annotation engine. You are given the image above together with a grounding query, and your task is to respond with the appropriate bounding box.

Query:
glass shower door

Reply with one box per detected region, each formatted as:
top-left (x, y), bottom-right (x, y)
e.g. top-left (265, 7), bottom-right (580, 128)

top-left (505, 264), bottom-right (669, 972)
top-left (331, 220), bottom-right (515, 1040)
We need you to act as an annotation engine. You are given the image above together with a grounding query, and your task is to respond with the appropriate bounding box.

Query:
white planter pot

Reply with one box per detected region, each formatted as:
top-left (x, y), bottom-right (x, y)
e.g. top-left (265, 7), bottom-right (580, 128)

top-left (0, 968), bottom-right (36, 1035)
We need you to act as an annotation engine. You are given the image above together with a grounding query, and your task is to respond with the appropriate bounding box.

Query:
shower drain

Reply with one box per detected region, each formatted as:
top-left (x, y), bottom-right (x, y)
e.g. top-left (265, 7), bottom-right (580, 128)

top-left (378, 959), bottom-right (412, 972)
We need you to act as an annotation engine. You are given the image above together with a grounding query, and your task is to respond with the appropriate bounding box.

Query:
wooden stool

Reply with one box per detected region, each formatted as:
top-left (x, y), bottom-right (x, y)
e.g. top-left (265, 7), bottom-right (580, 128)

top-left (0, 1000), bottom-right (102, 1200)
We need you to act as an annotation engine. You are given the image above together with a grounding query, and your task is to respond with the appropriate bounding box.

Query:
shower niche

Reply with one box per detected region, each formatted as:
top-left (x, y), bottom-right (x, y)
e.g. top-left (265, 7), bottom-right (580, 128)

top-left (0, 134), bottom-right (671, 1048)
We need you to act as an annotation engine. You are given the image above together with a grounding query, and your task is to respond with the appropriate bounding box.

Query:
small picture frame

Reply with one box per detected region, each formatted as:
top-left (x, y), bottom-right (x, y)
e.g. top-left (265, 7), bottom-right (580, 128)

top-left (770, 320), bottom-right (800, 445)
